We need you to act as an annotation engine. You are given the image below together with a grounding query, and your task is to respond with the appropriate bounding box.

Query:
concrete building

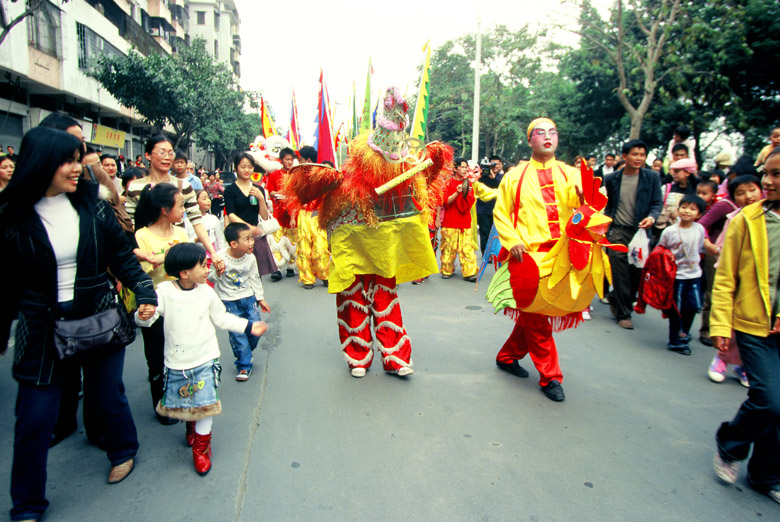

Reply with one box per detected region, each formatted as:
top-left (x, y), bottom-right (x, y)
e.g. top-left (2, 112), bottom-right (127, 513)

top-left (185, 0), bottom-right (240, 77)
top-left (0, 0), bottom-right (240, 165)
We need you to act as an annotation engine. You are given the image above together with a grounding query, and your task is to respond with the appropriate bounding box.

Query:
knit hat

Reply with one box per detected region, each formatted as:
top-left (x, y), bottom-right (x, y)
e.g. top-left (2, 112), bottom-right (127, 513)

top-left (368, 87), bottom-right (411, 163)
top-left (713, 152), bottom-right (733, 166)
top-left (527, 117), bottom-right (556, 139)
top-left (670, 158), bottom-right (698, 174)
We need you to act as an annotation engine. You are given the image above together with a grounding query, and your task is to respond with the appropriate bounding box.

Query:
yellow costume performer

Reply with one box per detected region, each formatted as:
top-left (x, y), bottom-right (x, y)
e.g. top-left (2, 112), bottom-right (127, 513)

top-left (487, 117), bottom-right (626, 402)
top-left (295, 207), bottom-right (330, 286)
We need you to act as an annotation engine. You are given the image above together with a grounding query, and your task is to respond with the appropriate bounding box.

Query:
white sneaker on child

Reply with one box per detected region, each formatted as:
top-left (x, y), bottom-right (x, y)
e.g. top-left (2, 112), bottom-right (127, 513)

top-left (708, 356), bottom-right (727, 383)
top-left (714, 453), bottom-right (739, 484)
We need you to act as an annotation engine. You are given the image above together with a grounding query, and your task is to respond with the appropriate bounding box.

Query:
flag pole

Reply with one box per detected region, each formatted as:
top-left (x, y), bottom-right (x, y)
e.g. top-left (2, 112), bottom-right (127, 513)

top-left (471, 12), bottom-right (481, 163)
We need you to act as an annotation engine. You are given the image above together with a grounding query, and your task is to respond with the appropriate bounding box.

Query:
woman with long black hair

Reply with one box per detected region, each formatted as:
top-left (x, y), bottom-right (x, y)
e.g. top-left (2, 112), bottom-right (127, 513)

top-left (0, 127), bottom-right (157, 521)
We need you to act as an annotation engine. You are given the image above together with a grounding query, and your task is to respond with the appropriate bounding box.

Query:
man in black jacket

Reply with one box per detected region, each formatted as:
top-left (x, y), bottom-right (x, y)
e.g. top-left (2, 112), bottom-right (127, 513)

top-left (603, 139), bottom-right (663, 329)
top-left (476, 155), bottom-right (504, 253)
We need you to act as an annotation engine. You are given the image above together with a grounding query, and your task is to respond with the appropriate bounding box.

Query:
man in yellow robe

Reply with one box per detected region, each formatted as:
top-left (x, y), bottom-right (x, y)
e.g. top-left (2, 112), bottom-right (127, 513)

top-left (492, 118), bottom-right (581, 402)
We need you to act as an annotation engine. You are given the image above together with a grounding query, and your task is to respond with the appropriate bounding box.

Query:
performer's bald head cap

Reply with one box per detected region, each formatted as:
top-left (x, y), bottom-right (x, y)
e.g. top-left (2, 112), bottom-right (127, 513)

top-left (527, 118), bottom-right (557, 140)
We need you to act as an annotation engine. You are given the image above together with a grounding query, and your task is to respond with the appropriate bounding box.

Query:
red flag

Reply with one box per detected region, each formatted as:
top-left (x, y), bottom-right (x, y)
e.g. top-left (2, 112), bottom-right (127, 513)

top-left (317, 71), bottom-right (337, 166)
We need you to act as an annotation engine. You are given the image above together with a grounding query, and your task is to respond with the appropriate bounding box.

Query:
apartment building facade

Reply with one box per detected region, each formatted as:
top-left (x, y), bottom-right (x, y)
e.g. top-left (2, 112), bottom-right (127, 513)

top-left (0, 0), bottom-right (241, 162)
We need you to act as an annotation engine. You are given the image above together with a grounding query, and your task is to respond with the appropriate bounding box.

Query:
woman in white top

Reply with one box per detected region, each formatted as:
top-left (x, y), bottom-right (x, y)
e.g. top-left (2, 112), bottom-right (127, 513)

top-left (0, 127), bottom-right (158, 521)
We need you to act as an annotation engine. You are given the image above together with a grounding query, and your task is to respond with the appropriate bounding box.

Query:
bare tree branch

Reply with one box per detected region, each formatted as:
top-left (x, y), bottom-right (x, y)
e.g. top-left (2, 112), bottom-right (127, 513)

top-left (0, 0), bottom-right (49, 48)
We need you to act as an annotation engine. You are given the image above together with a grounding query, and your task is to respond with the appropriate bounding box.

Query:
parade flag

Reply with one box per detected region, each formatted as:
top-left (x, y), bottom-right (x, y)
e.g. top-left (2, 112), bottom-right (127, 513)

top-left (351, 82), bottom-right (358, 140)
top-left (371, 91), bottom-right (380, 130)
top-left (261, 97), bottom-right (277, 138)
top-left (286, 90), bottom-right (302, 149)
top-left (410, 40), bottom-right (431, 142)
top-left (316, 70), bottom-right (338, 167)
top-left (360, 58), bottom-right (373, 133)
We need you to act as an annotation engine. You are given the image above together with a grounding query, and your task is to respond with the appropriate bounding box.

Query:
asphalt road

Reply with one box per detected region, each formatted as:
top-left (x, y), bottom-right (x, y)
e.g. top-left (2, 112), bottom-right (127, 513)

top-left (1, 265), bottom-right (778, 521)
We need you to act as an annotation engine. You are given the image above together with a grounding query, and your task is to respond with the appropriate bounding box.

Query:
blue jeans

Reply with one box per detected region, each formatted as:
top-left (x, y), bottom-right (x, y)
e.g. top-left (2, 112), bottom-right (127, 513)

top-left (716, 331), bottom-right (780, 490)
top-left (11, 347), bottom-right (138, 521)
top-left (223, 296), bottom-right (261, 371)
top-left (666, 278), bottom-right (701, 345)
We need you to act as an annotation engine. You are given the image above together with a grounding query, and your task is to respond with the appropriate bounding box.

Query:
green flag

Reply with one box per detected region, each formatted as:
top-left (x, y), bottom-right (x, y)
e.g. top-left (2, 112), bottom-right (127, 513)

top-left (360, 58), bottom-right (372, 133)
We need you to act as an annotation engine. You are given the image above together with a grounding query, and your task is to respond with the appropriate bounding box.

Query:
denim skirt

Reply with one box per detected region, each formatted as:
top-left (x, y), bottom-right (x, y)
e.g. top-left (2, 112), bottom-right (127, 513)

top-left (156, 359), bottom-right (222, 421)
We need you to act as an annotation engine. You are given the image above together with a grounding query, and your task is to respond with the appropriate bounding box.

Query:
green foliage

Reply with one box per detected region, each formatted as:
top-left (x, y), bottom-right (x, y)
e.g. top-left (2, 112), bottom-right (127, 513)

top-left (90, 38), bottom-right (247, 152)
top-left (426, 26), bottom-right (547, 163)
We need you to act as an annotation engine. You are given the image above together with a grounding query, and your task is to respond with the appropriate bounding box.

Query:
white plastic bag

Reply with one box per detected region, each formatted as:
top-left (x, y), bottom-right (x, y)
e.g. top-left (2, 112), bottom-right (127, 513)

top-left (627, 229), bottom-right (650, 268)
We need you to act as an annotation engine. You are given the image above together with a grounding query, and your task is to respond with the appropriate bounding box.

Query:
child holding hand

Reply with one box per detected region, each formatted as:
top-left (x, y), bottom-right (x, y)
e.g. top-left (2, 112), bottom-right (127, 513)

top-left (209, 222), bottom-right (271, 381)
top-left (136, 243), bottom-right (267, 476)
top-left (658, 194), bottom-right (707, 355)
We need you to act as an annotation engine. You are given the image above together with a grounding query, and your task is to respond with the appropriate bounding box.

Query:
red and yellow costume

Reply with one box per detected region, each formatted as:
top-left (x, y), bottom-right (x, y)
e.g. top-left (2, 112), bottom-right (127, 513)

top-left (440, 177), bottom-right (478, 278)
top-left (283, 87), bottom-right (452, 375)
top-left (266, 169), bottom-right (297, 244)
top-left (492, 157), bottom-right (581, 386)
top-left (295, 203), bottom-right (330, 285)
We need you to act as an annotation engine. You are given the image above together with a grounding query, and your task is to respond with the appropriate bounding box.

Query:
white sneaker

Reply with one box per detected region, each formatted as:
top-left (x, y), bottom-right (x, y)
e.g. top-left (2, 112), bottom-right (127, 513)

top-left (395, 367), bottom-right (414, 377)
top-left (769, 489), bottom-right (780, 504)
top-left (708, 356), bottom-right (727, 383)
top-left (714, 453), bottom-right (739, 484)
top-left (351, 367), bottom-right (366, 378)
top-left (582, 310), bottom-right (591, 320)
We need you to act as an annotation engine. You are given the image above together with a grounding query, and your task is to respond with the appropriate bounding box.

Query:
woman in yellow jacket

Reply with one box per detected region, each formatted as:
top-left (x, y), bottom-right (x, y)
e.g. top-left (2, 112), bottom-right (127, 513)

top-left (710, 148), bottom-right (780, 503)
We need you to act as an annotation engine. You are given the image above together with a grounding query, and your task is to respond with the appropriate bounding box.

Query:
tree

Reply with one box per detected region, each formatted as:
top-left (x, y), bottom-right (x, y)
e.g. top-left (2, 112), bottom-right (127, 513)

top-left (426, 25), bottom-right (547, 162)
top-left (667, 0), bottom-right (780, 156)
top-left (0, 0), bottom-right (68, 47)
top-left (197, 109), bottom-right (261, 170)
top-left (569, 0), bottom-right (682, 140)
top-left (90, 38), bottom-right (246, 149)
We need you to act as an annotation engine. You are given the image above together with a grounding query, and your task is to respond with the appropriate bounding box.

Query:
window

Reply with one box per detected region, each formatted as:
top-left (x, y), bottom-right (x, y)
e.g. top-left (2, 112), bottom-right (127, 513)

top-left (77, 23), bottom-right (123, 72)
top-left (27, 1), bottom-right (60, 57)
top-left (214, 39), bottom-right (218, 60)
top-left (196, 11), bottom-right (205, 25)
top-left (214, 12), bottom-right (220, 31)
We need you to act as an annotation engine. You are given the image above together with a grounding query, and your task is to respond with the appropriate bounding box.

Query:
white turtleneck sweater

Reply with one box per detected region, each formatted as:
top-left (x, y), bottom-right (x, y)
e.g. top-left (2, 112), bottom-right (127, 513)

top-left (34, 193), bottom-right (80, 303)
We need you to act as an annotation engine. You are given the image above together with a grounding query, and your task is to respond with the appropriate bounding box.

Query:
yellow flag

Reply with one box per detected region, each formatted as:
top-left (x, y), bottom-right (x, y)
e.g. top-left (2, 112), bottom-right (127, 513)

top-left (261, 97), bottom-right (276, 138)
top-left (410, 41), bottom-right (431, 143)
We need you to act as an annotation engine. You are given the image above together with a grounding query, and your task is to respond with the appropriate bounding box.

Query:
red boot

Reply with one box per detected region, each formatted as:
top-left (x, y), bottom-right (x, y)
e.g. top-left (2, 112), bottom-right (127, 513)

top-left (185, 421), bottom-right (196, 447)
top-left (192, 432), bottom-right (212, 476)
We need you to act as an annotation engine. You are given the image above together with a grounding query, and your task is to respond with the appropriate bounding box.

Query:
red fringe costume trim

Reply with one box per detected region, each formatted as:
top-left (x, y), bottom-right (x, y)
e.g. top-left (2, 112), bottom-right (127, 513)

top-left (502, 308), bottom-right (584, 333)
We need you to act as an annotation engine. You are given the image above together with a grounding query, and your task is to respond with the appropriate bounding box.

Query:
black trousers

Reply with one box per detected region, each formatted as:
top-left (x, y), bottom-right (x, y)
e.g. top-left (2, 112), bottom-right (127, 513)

top-left (140, 317), bottom-right (166, 410)
top-left (477, 213), bottom-right (494, 254)
top-left (11, 347), bottom-right (138, 521)
top-left (607, 225), bottom-right (643, 320)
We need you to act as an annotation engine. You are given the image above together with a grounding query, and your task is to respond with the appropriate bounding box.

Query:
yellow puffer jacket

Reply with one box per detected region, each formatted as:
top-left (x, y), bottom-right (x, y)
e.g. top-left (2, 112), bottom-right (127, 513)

top-left (710, 201), bottom-right (777, 338)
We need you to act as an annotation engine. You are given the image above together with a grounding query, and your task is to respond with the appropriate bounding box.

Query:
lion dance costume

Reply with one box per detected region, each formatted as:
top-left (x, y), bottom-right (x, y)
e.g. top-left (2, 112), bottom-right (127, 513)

top-left (284, 87), bottom-right (452, 377)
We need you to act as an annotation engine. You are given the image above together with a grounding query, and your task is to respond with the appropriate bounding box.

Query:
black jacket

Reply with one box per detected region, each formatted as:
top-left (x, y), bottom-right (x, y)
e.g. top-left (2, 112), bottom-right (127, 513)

top-left (603, 167), bottom-right (664, 229)
top-left (0, 181), bottom-right (156, 385)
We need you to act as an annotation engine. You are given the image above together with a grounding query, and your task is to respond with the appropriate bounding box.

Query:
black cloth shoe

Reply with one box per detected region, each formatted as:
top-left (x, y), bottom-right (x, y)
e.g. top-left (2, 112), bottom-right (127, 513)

top-left (541, 380), bottom-right (565, 402)
top-left (464, 275), bottom-right (477, 283)
top-left (668, 344), bottom-right (691, 355)
top-left (49, 424), bottom-right (77, 448)
top-left (496, 360), bottom-right (529, 378)
top-left (156, 413), bottom-right (179, 425)
top-left (286, 269), bottom-right (295, 278)
top-left (270, 271), bottom-right (283, 282)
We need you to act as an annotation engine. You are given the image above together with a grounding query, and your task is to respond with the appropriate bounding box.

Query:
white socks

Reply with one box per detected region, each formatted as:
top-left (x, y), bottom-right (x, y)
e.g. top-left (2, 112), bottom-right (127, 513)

top-left (195, 416), bottom-right (213, 435)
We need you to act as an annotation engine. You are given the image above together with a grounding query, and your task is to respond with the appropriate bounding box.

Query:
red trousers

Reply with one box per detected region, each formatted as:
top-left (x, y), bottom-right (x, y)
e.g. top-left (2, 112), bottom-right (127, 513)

top-left (496, 312), bottom-right (563, 386)
top-left (336, 275), bottom-right (412, 372)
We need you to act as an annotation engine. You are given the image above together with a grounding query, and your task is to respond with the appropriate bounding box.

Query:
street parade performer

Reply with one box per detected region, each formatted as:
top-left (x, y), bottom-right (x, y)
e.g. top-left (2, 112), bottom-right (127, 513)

top-left (284, 86), bottom-right (453, 378)
top-left (486, 117), bottom-right (626, 401)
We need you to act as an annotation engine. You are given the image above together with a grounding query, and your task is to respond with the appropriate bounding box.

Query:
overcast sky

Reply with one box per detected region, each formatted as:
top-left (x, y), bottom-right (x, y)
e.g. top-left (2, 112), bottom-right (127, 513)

top-left (235, 0), bottom-right (612, 144)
